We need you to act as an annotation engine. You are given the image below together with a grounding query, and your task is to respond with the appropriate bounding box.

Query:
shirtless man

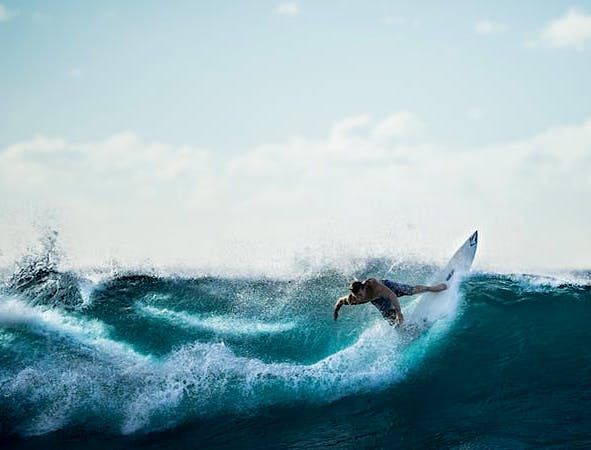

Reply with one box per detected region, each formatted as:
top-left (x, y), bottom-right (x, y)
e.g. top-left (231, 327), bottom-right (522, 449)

top-left (333, 278), bottom-right (447, 326)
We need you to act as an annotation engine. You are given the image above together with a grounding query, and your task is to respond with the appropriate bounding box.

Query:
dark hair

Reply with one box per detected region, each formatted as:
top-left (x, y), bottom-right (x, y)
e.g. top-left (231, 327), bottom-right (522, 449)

top-left (349, 281), bottom-right (364, 294)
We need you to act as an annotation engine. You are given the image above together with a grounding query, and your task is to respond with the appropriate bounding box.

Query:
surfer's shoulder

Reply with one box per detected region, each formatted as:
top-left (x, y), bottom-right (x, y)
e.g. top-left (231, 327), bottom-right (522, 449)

top-left (364, 278), bottom-right (380, 287)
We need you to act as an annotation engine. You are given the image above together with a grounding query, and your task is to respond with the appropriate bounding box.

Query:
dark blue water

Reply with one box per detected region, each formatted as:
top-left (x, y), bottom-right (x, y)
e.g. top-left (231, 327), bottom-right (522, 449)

top-left (1, 256), bottom-right (591, 449)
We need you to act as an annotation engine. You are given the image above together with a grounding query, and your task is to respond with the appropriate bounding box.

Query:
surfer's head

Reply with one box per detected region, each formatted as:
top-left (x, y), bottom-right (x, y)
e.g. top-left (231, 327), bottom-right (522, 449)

top-left (349, 281), bottom-right (365, 297)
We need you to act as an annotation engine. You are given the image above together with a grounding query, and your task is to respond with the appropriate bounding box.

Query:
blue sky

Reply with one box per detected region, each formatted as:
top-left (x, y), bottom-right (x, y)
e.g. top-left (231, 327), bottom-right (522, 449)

top-left (1, 1), bottom-right (590, 150)
top-left (1, 1), bottom-right (590, 271)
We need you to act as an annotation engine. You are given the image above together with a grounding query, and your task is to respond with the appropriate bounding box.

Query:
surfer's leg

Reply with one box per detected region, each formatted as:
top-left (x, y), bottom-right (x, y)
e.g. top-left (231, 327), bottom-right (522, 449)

top-left (412, 284), bottom-right (447, 294)
top-left (430, 283), bottom-right (447, 292)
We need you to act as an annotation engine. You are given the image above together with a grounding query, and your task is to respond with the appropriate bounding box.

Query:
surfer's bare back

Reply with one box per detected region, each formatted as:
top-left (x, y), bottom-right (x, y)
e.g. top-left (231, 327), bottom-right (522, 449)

top-left (333, 278), bottom-right (447, 326)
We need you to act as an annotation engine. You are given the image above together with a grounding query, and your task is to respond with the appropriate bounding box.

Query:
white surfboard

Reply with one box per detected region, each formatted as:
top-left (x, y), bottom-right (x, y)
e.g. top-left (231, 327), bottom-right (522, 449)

top-left (406, 231), bottom-right (478, 325)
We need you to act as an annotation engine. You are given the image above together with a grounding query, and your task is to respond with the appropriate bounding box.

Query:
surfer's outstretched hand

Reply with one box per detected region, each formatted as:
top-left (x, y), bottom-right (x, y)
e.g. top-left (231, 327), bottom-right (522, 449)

top-left (333, 296), bottom-right (347, 321)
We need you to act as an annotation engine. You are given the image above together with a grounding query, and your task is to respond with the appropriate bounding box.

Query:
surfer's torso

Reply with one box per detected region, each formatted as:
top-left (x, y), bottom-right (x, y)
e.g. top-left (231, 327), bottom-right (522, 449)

top-left (370, 280), bottom-right (414, 318)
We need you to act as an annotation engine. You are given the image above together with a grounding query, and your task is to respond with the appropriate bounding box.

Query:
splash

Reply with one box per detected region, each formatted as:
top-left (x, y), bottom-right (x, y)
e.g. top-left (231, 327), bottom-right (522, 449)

top-left (5, 229), bottom-right (83, 309)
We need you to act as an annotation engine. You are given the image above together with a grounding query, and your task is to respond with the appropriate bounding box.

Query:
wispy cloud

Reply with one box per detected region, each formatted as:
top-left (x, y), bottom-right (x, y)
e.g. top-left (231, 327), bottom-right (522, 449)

top-left (540, 8), bottom-right (591, 50)
top-left (474, 19), bottom-right (505, 36)
top-left (0, 4), bottom-right (16, 22)
top-left (371, 112), bottom-right (424, 141)
top-left (276, 2), bottom-right (300, 17)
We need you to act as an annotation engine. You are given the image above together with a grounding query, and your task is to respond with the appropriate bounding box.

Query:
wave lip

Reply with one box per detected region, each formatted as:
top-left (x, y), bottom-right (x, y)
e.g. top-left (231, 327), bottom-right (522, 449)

top-left (505, 271), bottom-right (591, 290)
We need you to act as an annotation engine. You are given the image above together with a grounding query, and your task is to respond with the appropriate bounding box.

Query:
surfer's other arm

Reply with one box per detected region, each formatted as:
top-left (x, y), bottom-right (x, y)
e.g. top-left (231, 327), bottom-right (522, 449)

top-left (386, 289), bottom-right (404, 325)
top-left (333, 293), bottom-right (368, 320)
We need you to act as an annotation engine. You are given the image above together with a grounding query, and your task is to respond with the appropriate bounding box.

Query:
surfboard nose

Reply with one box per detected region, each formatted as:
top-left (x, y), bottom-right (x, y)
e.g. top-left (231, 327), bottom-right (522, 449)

top-left (469, 230), bottom-right (478, 247)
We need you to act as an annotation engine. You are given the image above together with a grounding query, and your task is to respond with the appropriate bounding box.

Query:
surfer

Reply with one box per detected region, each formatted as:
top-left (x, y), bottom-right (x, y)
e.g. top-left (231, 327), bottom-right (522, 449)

top-left (333, 279), bottom-right (447, 326)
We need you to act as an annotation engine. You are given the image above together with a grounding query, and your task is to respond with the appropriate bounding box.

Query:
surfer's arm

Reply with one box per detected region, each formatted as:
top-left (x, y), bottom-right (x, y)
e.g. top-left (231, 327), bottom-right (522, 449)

top-left (333, 293), bottom-right (368, 320)
top-left (333, 295), bottom-right (348, 320)
top-left (385, 290), bottom-right (404, 324)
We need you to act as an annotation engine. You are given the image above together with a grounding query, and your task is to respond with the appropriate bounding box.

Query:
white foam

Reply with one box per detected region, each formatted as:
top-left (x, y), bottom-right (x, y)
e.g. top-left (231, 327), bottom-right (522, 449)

top-left (137, 304), bottom-right (297, 336)
top-left (121, 320), bottom-right (408, 433)
top-left (0, 296), bottom-right (150, 364)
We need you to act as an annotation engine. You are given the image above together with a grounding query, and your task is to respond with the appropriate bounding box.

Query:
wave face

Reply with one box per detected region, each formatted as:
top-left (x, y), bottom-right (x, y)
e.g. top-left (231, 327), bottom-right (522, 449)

top-left (1, 264), bottom-right (591, 448)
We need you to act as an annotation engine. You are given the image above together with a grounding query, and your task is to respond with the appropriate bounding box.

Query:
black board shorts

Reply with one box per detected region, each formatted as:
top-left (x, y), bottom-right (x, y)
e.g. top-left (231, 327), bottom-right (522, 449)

top-left (382, 279), bottom-right (414, 297)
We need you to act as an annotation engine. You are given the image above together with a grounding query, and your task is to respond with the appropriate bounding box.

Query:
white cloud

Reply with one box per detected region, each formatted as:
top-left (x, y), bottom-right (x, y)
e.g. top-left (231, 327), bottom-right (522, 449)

top-left (228, 113), bottom-right (426, 177)
top-left (329, 114), bottom-right (373, 141)
top-left (276, 2), bottom-right (300, 17)
top-left (371, 112), bottom-right (424, 141)
top-left (0, 4), bottom-right (16, 22)
top-left (474, 19), bottom-right (505, 35)
top-left (0, 132), bottom-right (214, 202)
top-left (540, 8), bottom-right (591, 49)
top-left (1, 116), bottom-right (590, 271)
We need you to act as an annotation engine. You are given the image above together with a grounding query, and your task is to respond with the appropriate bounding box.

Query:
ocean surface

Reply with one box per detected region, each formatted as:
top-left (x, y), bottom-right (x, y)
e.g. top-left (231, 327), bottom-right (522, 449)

top-left (1, 249), bottom-right (591, 449)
